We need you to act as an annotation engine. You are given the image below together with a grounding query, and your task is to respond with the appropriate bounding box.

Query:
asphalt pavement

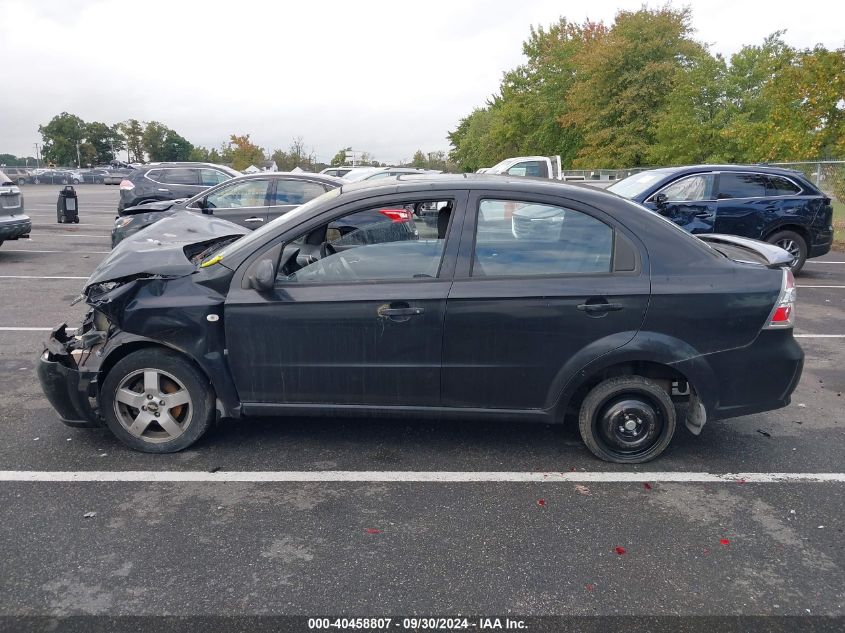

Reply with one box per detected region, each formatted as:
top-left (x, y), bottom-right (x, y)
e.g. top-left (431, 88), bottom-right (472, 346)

top-left (0, 185), bottom-right (843, 627)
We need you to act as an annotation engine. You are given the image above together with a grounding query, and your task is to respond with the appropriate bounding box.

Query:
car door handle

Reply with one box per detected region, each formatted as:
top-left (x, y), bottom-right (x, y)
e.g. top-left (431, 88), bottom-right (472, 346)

top-left (694, 211), bottom-right (713, 218)
top-left (378, 306), bottom-right (425, 317)
top-left (244, 217), bottom-right (265, 223)
top-left (577, 302), bottom-right (623, 313)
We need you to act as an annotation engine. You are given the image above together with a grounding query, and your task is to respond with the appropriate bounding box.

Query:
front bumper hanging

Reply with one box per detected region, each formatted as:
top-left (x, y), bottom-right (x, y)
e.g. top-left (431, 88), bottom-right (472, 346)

top-left (36, 323), bottom-right (103, 428)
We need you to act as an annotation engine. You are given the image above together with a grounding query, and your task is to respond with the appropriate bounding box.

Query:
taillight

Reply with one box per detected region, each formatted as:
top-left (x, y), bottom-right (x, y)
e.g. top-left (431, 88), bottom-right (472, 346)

top-left (765, 268), bottom-right (796, 329)
top-left (379, 208), bottom-right (411, 223)
top-left (119, 180), bottom-right (134, 190)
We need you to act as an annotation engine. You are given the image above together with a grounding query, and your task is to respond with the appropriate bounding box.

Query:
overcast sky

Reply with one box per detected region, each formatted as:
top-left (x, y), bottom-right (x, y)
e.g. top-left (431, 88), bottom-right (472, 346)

top-left (1, 0), bottom-right (843, 164)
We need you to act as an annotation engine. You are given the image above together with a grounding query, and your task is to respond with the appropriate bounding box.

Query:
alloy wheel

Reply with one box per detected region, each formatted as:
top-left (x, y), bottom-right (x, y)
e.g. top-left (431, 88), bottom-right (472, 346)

top-left (113, 368), bottom-right (193, 443)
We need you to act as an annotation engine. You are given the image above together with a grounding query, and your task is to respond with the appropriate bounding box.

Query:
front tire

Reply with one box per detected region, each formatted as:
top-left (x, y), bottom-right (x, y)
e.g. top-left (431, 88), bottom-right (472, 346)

top-left (100, 348), bottom-right (215, 453)
top-left (578, 376), bottom-right (676, 463)
top-left (767, 230), bottom-right (807, 274)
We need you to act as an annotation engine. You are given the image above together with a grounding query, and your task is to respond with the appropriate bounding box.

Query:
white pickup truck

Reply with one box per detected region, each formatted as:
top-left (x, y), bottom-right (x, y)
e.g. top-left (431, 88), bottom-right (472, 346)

top-left (478, 155), bottom-right (563, 179)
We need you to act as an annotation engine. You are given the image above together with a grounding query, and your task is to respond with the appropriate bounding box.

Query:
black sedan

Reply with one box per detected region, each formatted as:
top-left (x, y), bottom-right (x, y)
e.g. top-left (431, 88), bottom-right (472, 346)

top-left (607, 164), bottom-right (834, 273)
top-left (38, 175), bottom-right (803, 463)
top-left (112, 172), bottom-right (347, 247)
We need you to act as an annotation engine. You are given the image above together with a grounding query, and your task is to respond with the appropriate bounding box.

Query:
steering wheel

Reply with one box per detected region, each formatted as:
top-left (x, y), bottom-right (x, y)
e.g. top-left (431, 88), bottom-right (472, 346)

top-left (320, 241), bottom-right (337, 258)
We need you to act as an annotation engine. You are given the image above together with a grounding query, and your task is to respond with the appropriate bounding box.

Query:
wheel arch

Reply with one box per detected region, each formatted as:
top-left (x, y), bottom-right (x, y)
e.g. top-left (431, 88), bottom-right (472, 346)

top-left (763, 222), bottom-right (810, 246)
top-left (552, 333), bottom-right (719, 422)
top-left (96, 338), bottom-right (231, 417)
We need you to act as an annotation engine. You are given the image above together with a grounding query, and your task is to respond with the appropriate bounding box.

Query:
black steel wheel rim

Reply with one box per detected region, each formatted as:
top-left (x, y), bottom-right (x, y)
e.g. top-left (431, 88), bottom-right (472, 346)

top-left (593, 393), bottom-right (664, 457)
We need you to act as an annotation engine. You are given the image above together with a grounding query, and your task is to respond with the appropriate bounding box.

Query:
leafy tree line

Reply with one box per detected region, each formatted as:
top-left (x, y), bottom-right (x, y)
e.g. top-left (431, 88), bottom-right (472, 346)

top-left (36, 113), bottom-right (193, 166)
top-left (448, 7), bottom-right (845, 171)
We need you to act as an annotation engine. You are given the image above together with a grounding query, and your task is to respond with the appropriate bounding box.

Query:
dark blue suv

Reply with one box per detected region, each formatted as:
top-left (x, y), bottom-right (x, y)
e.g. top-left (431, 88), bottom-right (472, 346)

top-left (607, 165), bottom-right (834, 272)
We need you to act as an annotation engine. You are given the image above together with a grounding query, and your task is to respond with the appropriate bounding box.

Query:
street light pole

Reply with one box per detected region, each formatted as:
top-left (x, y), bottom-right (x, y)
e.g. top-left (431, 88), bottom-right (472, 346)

top-left (76, 140), bottom-right (81, 168)
top-left (34, 143), bottom-right (40, 169)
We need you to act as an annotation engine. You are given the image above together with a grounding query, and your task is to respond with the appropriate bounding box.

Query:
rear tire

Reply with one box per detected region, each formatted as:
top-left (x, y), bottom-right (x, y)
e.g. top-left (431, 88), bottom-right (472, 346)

top-left (17, 178), bottom-right (25, 186)
top-left (101, 348), bottom-right (215, 453)
top-left (578, 376), bottom-right (676, 463)
top-left (767, 230), bottom-right (807, 274)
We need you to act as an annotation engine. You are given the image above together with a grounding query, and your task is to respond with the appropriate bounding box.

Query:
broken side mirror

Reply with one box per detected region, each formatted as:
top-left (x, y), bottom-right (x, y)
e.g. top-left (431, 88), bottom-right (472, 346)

top-left (249, 259), bottom-right (275, 292)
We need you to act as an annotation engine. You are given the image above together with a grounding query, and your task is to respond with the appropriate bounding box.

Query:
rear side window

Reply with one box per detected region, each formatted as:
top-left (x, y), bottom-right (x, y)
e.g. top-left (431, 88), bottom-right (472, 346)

top-left (145, 169), bottom-right (162, 182)
top-left (472, 199), bottom-right (613, 277)
top-left (506, 161), bottom-right (549, 178)
top-left (717, 173), bottom-right (768, 199)
top-left (271, 180), bottom-right (328, 205)
top-left (200, 169), bottom-right (230, 186)
top-left (766, 176), bottom-right (802, 196)
top-left (160, 168), bottom-right (199, 185)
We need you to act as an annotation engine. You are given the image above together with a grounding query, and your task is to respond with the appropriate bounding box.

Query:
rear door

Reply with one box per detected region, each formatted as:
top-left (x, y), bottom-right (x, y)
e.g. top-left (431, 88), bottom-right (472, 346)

top-left (159, 168), bottom-right (204, 200)
top-left (714, 171), bottom-right (813, 239)
top-left (643, 173), bottom-right (717, 233)
top-left (267, 178), bottom-right (331, 221)
top-left (442, 191), bottom-right (649, 410)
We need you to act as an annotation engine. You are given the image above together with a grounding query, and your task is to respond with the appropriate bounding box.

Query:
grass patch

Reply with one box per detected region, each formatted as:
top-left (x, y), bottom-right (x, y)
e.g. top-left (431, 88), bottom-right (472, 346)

top-left (833, 200), bottom-right (845, 252)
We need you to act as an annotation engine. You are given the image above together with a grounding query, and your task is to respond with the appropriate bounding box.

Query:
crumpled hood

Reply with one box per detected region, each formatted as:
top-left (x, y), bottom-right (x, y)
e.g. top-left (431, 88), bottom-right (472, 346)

top-left (86, 211), bottom-right (248, 286)
top-left (121, 198), bottom-right (189, 214)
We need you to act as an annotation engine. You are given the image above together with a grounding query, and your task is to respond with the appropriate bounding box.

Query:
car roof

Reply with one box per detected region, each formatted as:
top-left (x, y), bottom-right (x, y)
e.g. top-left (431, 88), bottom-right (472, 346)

top-left (338, 173), bottom-right (609, 199)
top-left (228, 171), bottom-right (344, 185)
top-left (641, 164), bottom-right (807, 178)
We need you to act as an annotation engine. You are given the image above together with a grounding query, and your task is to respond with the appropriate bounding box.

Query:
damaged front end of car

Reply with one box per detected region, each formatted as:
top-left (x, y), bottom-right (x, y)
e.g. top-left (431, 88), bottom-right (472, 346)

top-left (36, 213), bottom-right (248, 428)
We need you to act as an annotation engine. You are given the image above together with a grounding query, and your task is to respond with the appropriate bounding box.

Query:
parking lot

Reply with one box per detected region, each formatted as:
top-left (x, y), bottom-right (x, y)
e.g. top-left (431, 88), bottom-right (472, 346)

top-left (0, 185), bottom-right (843, 621)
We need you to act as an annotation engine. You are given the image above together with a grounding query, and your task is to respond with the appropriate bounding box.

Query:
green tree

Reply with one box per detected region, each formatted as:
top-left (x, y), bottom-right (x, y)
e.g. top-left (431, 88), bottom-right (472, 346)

top-left (160, 130), bottom-right (193, 161)
top-left (410, 149), bottom-right (426, 168)
top-left (330, 147), bottom-right (352, 166)
top-left (39, 112), bottom-right (86, 166)
top-left (85, 121), bottom-right (124, 164)
top-left (649, 52), bottom-right (731, 165)
top-left (119, 119), bottom-right (145, 162)
top-left (141, 121), bottom-right (169, 161)
top-left (227, 134), bottom-right (265, 171)
top-left (563, 7), bottom-right (707, 167)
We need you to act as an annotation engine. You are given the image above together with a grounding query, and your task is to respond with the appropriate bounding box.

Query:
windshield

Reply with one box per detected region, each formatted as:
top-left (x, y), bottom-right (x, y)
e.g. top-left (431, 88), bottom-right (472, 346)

top-left (206, 187), bottom-right (341, 264)
top-left (607, 171), bottom-right (665, 199)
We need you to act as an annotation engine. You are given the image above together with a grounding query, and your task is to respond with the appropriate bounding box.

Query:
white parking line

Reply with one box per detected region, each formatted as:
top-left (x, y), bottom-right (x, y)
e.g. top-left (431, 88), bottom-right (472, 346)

top-left (0, 470), bottom-right (842, 483)
top-left (805, 261), bottom-right (845, 265)
top-left (0, 249), bottom-right (109, 254)
top-left (794, 334), bottom-right (845, 338)
top-left (0, 327), bottom-right (55, 331)
top-left (798, 285), bottom-right (845, 289)
top-left (0, 275), bottom-right (88, 280)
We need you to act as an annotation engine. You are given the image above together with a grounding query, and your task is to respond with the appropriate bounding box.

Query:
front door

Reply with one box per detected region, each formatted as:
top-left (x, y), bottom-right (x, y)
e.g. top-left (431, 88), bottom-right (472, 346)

top-left (442, 193), bottom-right (650, 410)
top-left (204, 178), bottom-right (271, 228)
top-left (224, 192), bottom-right (466, 406)
top-left (643, 173), bottom-right (717, 234)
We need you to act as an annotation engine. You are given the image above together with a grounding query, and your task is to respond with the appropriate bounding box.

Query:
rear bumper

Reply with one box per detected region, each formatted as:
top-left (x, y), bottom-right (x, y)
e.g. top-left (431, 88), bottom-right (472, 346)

top-left (0, 216), bottom-right (31, 240)
top-left (36, 324), bottom-right (102, 428)
top-left (707, 330), bottom-right (804, 420)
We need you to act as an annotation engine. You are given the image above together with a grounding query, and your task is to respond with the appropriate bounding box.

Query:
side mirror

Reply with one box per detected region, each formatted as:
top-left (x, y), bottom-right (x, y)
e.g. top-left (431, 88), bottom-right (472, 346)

top-left (248, 259), bottom-right (275, 292)
top-left (198, 198), bottom-right (212, 214)
top-left (652, 193), bottom-right (671, 215)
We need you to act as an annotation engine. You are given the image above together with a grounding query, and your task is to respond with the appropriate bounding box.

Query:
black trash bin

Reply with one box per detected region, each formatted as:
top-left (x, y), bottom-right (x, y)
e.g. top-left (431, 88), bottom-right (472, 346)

top-left (57, 185), bottom-right (79, 224)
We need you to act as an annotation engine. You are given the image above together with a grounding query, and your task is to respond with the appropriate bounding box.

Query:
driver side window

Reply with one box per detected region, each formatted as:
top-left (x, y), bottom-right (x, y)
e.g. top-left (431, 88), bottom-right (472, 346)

top-left (277, 199), bottom-right (454, 284)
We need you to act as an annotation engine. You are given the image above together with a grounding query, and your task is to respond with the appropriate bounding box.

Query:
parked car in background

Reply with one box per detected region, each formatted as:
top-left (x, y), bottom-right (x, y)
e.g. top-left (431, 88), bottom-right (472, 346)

top-left (80, 168), bottom-right (109, 184)
top-left (320, 167), bottom-right (355, 178)
top-left (103, 167), bottom-right (135, 185)
top-left (482, 155), bottom-right (562, 179)
top-left (0, 167), bottom-right (34, 185)
top-left (117, 162), bottom-right (240, 211)
top-left (32, 169), bottom-right (75, 185)
top-left (607, 165), bottom-right (834, 273)
top-left (343, 167), bottom-right (440, 182)
top-left (0, 171), bottom-right (30, 248)
top-left (40, 175), bottom-right (802, 463)
top-left (112, 172), bottom-right (344, 246)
